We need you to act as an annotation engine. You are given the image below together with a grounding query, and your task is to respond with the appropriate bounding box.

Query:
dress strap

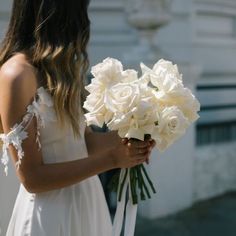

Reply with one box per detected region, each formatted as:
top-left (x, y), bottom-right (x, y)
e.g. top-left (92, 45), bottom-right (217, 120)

top-left (0, 87), bottom-right (56, 175)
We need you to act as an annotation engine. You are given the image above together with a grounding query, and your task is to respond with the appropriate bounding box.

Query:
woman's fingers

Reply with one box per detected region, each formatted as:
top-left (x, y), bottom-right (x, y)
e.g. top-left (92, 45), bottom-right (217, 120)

top-left (150, 139), bottom-right (156, 149)
top-left (121, 138), bottom-right (129, 145)
top-left (134, 147), bottom-right (149, 155)
top-left (122, 138), bottom-right (156, 148)
top-left (134, 155), bottom-right (148, 165)
top-left (127, 139), bottom-right (150, 149)
top-left (125, 139), bottom-right (152, 158)
top-left (118, 138), bottom-right (157, 168)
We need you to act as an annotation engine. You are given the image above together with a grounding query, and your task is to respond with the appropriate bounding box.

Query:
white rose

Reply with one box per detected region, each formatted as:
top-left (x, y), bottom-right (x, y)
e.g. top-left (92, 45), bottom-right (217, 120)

top-left (91, 57), bottom-right (123, 86)
top-left (84, 94), bottom-right (110, 127)
top-left (104, 82), bottom-right (141, 113)
top-left (126, 101), bottom-right (158, 140)
top-left (83, 83), bottom-right (113, 127)
top-left (153, 59), bottom-right (182, 81)
top-left (85, 79), bottom-right (105, 95)
top-left (84, 101), bottom-right (114, 127)
top-left (141, 59), bottom-right (200, 123)
top-left (177, 88), bottom-right (200, 122)
top-left (83, 92), bottom-right (103, 113)
top-left (140, 59), bottom-right (183, 89)
top-left (155, 87), bottom-right (200, 122)
top-left (121, 69), bottom-right (138, 83)
top-left (84, 58), bottom-right (124, 127)
top-left (107, 99), bottom-right (158, 140)
top-left (84, 112), bottom-right (104, 127)
top-left (154, 73), bottom-right (185, 95)
top-left (151, 73), bottom-right (186, 109)
top-left (152, 106), bottom-right (189, 151)
top-left (107, 109), bottom-right (134, 133)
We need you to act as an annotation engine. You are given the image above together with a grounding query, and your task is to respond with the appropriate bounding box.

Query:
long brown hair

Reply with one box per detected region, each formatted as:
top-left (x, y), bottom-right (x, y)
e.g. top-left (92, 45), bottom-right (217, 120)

top-left (0, 0), bottom-right (91, 135)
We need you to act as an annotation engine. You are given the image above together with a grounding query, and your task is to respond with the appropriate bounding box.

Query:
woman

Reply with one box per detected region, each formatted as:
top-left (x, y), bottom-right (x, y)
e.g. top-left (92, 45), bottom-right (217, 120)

top-left (0, 1), bottom-right (155, 235)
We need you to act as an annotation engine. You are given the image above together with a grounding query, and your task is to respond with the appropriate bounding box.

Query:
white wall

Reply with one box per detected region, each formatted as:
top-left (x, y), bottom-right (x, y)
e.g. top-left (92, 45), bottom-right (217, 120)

top-left (194, 141), bottom-right (236, 201)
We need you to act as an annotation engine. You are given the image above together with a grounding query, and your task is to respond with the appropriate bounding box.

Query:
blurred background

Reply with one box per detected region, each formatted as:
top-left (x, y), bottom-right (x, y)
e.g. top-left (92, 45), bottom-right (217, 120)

top-left (0, 0), bottom-right (236, 235)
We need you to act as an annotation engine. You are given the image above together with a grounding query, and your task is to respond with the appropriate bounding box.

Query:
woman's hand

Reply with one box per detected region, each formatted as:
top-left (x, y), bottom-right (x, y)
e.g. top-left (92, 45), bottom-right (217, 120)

top-left (122, 138), bottom-right (156, 165)
top-left (110, 138), bottom-right (156, 169)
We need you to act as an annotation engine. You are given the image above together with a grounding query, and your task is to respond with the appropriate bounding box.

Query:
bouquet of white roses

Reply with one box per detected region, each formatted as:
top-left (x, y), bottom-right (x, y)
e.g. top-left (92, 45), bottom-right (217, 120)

top-left (83, 58), bottom-right (200, 205)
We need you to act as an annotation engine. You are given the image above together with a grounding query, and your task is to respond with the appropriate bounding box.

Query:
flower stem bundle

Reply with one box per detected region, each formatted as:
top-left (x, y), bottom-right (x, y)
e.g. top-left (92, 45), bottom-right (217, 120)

top-left (116, 164), bottom-right (156, 204)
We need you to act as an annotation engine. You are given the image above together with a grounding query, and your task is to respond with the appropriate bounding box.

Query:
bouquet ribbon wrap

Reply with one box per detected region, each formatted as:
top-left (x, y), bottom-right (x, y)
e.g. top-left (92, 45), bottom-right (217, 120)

top-left (112, 168), bottom-right (137, 236)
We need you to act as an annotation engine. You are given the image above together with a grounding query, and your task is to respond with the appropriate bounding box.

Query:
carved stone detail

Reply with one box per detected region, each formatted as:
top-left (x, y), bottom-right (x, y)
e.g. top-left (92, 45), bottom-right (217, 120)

top-left (123, 0), bottom-right (173, 65)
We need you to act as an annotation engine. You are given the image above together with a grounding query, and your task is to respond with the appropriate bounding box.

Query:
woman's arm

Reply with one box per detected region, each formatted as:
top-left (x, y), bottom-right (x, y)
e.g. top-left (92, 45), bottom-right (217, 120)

top-left (85, 127), bottom-right (120, 155)
top-left (85, 128), bottom-right (156, 164)
top-left (0, 59), bottom-right (151, 194)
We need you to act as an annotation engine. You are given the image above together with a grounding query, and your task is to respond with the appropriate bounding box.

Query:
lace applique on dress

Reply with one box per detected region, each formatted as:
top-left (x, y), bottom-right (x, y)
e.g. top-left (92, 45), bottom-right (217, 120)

top-left (0, 87), bottom-right (56, 175)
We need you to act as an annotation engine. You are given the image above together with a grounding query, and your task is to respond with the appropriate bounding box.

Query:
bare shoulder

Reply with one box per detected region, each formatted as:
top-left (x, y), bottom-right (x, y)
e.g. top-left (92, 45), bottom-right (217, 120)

top-left (0, 53), bottom-right (39, 129)
top-left (0, 53), bottom-right (38, 95)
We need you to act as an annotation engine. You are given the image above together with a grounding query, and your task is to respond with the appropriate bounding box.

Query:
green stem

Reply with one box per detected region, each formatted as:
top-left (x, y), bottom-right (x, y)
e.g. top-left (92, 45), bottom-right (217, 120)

top-left (136, 166), bottom-right (146, 201)
top-left (130, 168), bottom-right (138, 204)
top-left (137, 165), bottom-right (151, 199)
top-left (118, 168), bottom-right (128, 202)
top-left (133, 168), bottom-right (139, 201)
top-left (140, 164), bottom-right (157, 194)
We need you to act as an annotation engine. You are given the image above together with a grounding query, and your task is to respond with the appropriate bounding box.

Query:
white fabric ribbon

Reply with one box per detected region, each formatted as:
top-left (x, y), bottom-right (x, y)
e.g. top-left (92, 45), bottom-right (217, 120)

top-left (112, 168), bottom-right (138, 236)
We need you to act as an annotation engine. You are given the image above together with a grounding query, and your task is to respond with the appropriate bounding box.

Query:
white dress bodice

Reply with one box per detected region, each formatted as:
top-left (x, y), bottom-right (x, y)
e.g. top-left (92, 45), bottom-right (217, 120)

top-left (0, 87), bottom-right (112, 236)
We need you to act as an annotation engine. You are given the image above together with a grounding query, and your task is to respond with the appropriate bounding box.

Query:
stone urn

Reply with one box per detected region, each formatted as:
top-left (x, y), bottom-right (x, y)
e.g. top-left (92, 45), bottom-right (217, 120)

top-left (123, 0), bottom-right (172, 65)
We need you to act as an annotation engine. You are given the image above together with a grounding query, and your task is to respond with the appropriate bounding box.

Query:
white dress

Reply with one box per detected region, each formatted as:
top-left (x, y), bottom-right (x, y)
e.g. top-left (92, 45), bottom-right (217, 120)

top-left (0, 87), bottom-right (112, 236)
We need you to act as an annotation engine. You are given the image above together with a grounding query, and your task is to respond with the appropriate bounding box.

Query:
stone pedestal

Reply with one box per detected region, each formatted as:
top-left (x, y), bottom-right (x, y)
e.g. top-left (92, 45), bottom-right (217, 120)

top-left (123, 0), bottom-right (172, 66)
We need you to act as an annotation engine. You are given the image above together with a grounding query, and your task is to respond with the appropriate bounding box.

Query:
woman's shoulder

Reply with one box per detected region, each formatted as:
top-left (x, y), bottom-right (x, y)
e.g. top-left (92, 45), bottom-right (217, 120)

top-left (0, 53), bottom-right (39, 127)
top-left (0, 53), bottom-right (38, 101)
